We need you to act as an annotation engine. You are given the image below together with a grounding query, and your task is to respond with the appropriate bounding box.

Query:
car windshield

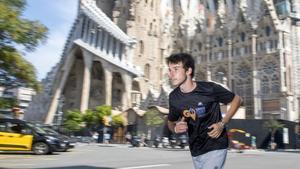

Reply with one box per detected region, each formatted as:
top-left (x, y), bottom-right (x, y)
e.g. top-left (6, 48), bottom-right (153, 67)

top-left (42, 127), bottom-right (59, 135)
top-left (27, 123), bottom-right (47, 134)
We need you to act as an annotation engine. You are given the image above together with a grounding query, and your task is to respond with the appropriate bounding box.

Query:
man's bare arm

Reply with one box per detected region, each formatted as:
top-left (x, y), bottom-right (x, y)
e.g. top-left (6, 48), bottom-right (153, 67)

top-left (208, 95), bottom-right (242, 138)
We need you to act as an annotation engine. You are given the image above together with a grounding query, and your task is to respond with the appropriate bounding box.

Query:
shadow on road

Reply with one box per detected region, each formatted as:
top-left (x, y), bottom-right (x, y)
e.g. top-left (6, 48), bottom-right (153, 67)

top-left (0, 152), bottom-right (60, 155)
top-left (1, 166), bottom-right (115, 169)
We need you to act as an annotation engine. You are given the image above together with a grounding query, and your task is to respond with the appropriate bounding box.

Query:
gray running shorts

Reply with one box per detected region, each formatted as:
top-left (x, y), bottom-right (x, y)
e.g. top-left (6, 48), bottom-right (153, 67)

top-left (192, 149), bottom-right (227, 169)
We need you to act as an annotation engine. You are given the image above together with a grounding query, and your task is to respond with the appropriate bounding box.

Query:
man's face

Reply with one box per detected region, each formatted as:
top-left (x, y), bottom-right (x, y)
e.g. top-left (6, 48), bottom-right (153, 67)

top-left (168, 62), bottom-right (187, 86)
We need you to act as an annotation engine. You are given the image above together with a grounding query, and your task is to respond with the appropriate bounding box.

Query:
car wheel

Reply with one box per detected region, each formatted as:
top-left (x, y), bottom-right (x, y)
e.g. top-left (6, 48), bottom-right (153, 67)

top-left (32, 142), bottom-right (50, 155)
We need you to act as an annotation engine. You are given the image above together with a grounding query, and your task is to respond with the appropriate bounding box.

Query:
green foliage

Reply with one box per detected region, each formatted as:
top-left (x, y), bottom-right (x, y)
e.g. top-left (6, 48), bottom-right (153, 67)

top-left (0, 0), bottom-right (48, 51)
top-left (264, 119), bottom-right (285, 134)
top-left (63, 110), bottom-right (83, 132)
top-left (0, 47), bottom-right (40, 90)
top-left (112, 114), bottom-right (125, 127)
top-left (0, 97), bottom-right (18, 108)
top-left (94, 105), bottom-right (112, 121)
top-left (0, 0), bottom-right (48, 91)
top-left (82, 109), bottom-right (97, 128)
top-left (144, 108), bottom-right (164, 128)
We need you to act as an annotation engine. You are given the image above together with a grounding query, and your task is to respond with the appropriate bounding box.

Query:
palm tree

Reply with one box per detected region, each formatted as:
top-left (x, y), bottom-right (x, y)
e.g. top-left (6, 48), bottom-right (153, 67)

top-left (264, 119), bottom-right (284, 150)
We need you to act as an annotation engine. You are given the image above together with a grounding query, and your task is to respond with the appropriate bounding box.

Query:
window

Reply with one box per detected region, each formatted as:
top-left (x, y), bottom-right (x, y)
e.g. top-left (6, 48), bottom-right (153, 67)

top-left (198, 42), bottom-right (202, 51)
top-left (218, 37), bottom-right (223, 47)
top-left (112, 38), bottom-right (117, 57)
top-left (0, 122), bottom-right (6, 132)
top-left (139, 41), bottom-right (144, 54)
top-left (266, 26), bottom-right (271, 36)
top-left (144, 64), bottom-right (150, 79)
top-left (240, 32), bottom-right (246, 42)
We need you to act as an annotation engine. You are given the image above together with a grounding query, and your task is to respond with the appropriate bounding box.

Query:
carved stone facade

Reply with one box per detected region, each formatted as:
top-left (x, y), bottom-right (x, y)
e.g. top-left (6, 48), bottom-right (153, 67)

top-left (171, 0), bottom-right (300, 121)
top-left (26, 0), bottom-right (300, 123)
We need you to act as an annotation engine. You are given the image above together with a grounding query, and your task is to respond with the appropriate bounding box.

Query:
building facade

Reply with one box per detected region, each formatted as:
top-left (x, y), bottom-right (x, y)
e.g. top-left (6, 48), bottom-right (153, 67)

top-left (171, 0), bottom-right (300, 122)
top-left (26, 0), bottom-right (300, 124)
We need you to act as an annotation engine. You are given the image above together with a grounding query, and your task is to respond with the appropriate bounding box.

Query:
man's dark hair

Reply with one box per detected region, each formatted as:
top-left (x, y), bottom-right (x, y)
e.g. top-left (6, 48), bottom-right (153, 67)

top-left (166, 53), bottom-right (195, 77)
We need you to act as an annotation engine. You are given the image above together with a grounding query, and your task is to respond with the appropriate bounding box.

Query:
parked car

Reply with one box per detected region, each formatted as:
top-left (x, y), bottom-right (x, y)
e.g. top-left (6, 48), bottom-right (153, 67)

top-left (0, 118), bottom-right (67, 155)
top-left (40, 126), bottom-right (77, 150)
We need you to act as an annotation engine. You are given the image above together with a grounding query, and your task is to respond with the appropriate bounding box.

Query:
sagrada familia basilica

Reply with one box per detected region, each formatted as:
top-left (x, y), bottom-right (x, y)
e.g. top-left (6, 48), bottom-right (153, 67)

top-left (26, 0), bottom-right (300, 124)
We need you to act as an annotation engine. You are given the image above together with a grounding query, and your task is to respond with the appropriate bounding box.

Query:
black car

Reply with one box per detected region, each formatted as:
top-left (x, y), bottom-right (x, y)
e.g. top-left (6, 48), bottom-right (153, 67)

top-left (0, 118), bottom-right (67, 155)
top-left (40, 126), bottom-right (76, 150)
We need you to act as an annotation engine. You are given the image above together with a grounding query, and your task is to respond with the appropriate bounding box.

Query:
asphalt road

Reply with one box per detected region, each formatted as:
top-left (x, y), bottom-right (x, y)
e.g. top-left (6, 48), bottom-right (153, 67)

top-left (0, 144), bottom-right (299, 169)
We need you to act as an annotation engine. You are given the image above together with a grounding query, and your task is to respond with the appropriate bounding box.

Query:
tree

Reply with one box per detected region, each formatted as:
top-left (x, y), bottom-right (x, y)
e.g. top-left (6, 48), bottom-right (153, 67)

top-left (145, 108), bottom-right (164, 127)
top-left (144, 108), bottom-right (164, 139)
top-left (63, 110), bottom-right (83, 132)
top-left (0, 0), bottom-right (48, 90)
top-left (94, 105), bottom-right (112, 126)
top-left (0, 97), bottom-right (18, 109)
top-left (0, 49), bottom-right (40, 90)
top-left (264, 119), bottom-right (284, 150)
top-left (112, 114), bottom-right (125, 127)
top-left (82, 109), bottom-right (97, 129)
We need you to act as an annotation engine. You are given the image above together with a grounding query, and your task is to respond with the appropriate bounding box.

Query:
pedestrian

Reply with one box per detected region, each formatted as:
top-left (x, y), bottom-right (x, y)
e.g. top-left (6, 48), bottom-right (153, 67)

top-left (125, 132), bottom-right (132, 144)
top-left (166, 53), bottom-right (242, 169)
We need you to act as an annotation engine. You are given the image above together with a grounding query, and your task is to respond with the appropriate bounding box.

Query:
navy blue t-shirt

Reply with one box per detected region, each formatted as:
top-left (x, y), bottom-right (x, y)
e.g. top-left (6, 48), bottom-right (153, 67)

top-left (168, 81), bottom-right (235, 156)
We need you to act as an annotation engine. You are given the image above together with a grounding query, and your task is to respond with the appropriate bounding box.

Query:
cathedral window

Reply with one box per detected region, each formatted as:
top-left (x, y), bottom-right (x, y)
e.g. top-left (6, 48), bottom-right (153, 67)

top-left (101, 32), bottom-right (106, 50)
top-left (271, 80), bottom-right (280, 93)
top-left (89, 23), bottom-right (95, 45)
top-left (265, 26), bottom-right (271, 36)
top-left (149, 23), bottom-right (153, 33)
top-left (85, 19), bottom-right (90, 42)
top-left (112, 38), bottom-right (117, 57)
top-left (106, 35), bottom-right (111, 54)
top-left (237, 65), bottom-right (250, 79)
top-left (218, 37), bottom-right (223, 47)
top-left (95, 30), bottom-right (99, 47)
top-left (144, 64), bottom-right (150, 80)
top-left (262, 62), bottom-right (277, 74)
top-left (262, 76), bottom-right (269, 94)
top-left (80, 16), bottom-right (86, 39)
top-left (139, 41), bottom-right (144, 54)
top-left (198, 42), bottom-right (202, 51)
top-left (240, 32), bottom-right (246, 42)
top-left (118, 44), bottom-right (123, 60)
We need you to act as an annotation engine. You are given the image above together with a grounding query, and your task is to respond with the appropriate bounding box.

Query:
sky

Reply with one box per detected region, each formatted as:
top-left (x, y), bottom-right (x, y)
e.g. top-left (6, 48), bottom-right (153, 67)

top-left (22, 0), bottom-right (78, 80)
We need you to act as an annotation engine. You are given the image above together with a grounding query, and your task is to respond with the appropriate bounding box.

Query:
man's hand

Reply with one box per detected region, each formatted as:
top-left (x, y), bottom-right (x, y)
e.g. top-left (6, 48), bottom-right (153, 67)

top-left (174, 117), bottom-right (188, 133)
top-left (207, 122), bottom-right (224, 138)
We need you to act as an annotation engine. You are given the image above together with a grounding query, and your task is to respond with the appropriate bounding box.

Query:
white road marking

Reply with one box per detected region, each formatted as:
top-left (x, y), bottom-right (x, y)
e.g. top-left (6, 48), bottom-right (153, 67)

top-left (119, 164), bottom-right (171, 169)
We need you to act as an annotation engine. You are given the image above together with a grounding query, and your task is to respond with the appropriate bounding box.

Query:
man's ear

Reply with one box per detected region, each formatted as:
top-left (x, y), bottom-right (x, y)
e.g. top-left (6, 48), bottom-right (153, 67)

top-left (186, 67), bottom-right (193, 76)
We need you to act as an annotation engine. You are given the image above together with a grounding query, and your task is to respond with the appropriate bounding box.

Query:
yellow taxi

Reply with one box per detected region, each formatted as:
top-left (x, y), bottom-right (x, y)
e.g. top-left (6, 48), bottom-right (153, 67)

top-left (0, 118), bottom-right (67, 154)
